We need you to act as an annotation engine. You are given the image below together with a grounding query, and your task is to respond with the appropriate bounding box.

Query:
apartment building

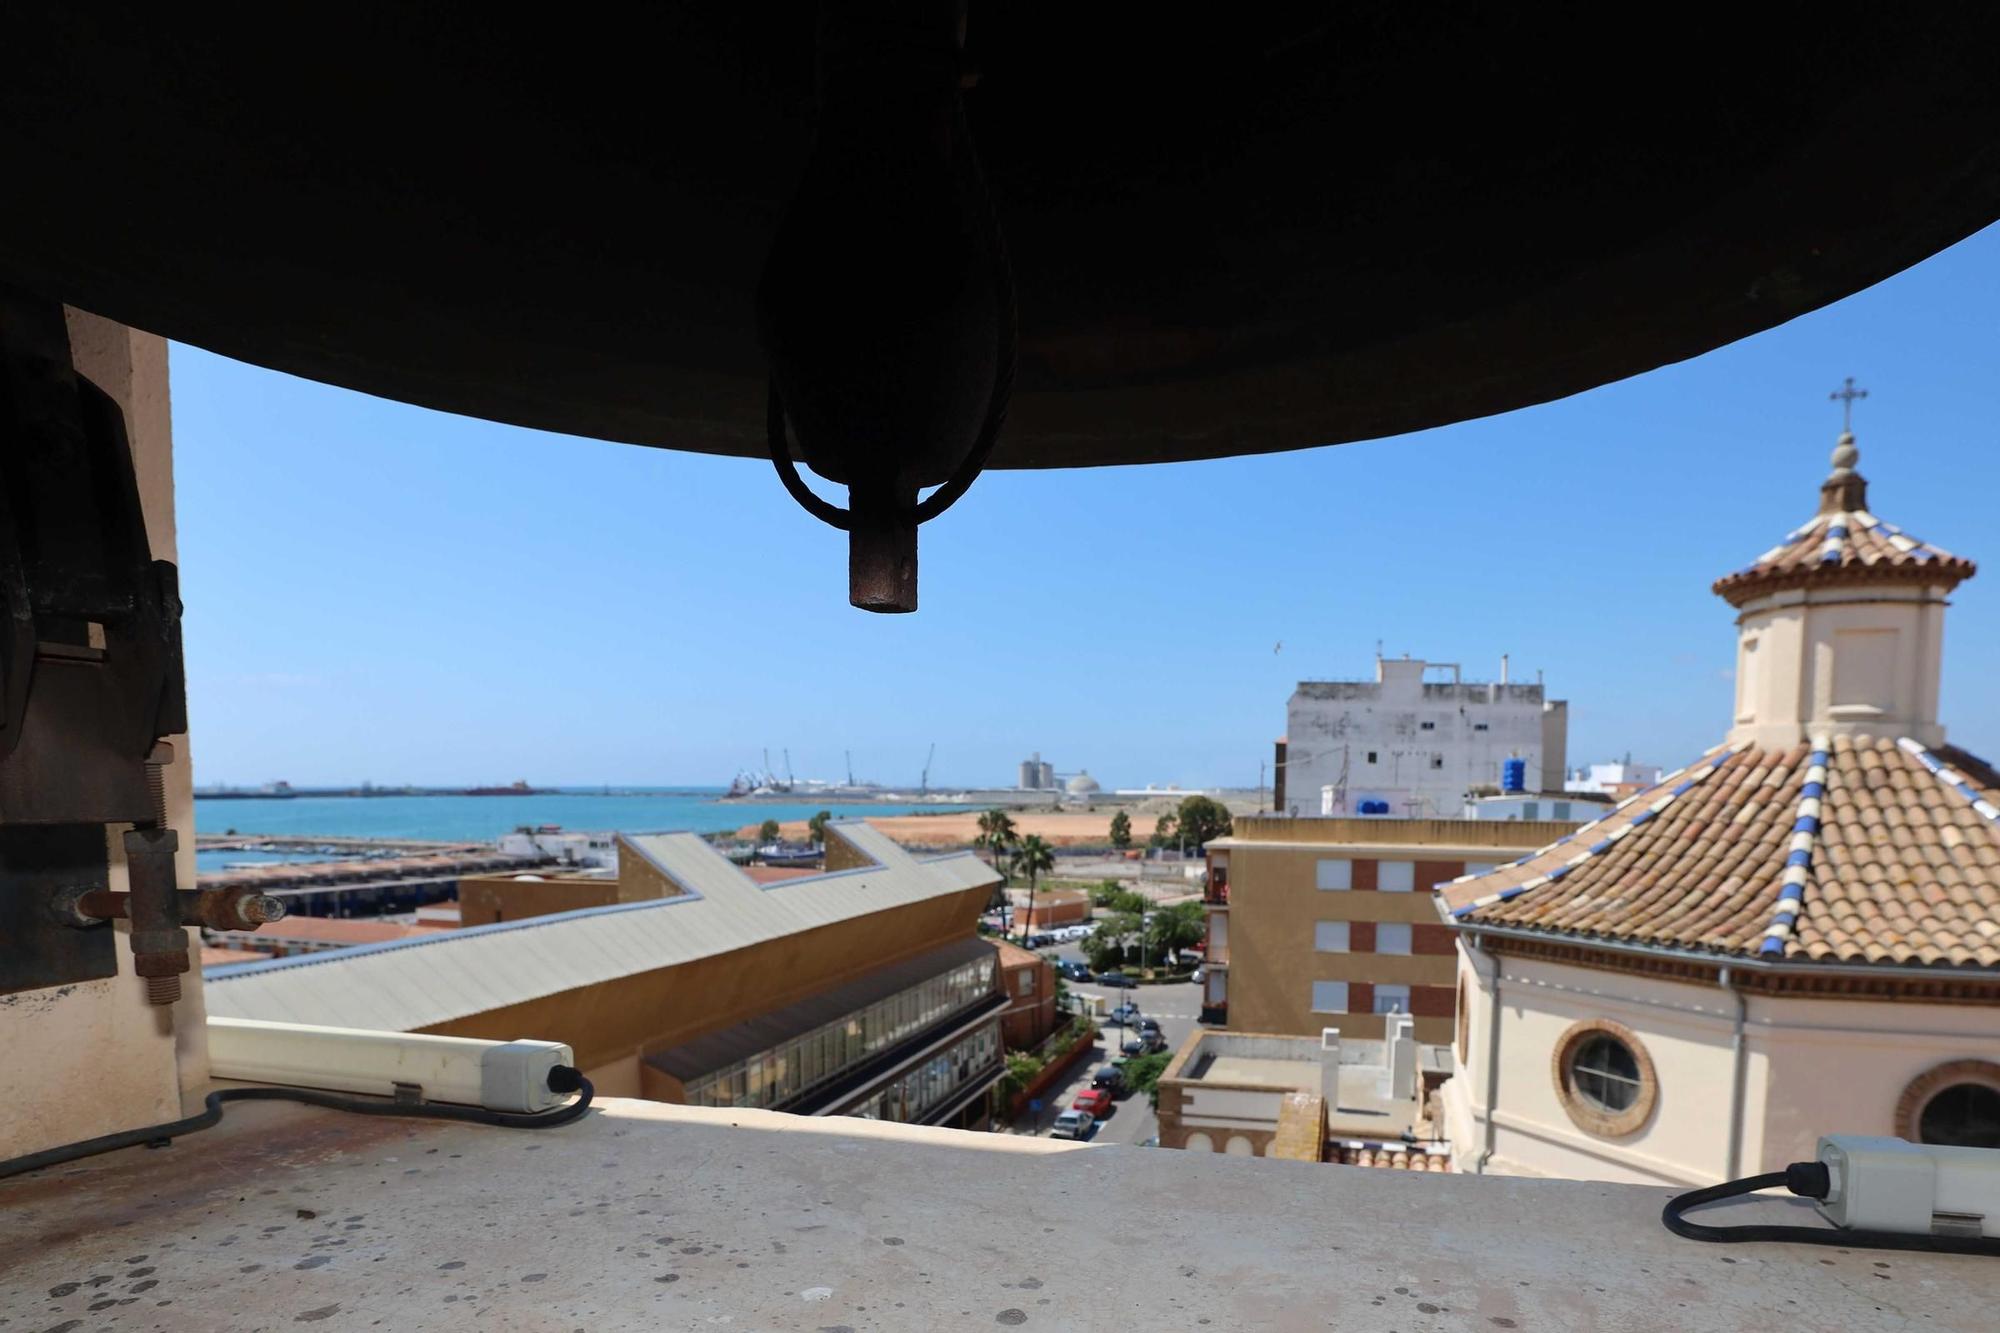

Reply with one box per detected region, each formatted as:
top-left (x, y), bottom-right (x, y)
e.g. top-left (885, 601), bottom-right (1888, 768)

top-left (1282, 656), bottom-right (1567, 819)
top-left (1201, 816), bottom-right (1574, 1041)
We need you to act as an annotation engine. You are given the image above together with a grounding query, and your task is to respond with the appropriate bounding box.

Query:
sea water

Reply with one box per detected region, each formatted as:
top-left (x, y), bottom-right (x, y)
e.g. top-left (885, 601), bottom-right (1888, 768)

top-left (195, 788), bottom-right (968, 845)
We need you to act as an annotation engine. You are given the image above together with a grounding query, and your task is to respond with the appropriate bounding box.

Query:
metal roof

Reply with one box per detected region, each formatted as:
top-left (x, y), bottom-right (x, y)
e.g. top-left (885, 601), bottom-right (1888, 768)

top-left (204, 821), bottom-right (999, 1033)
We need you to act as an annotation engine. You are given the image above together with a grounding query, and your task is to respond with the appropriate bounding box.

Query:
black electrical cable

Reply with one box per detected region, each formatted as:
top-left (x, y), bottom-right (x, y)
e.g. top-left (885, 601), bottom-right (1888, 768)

top-left (1663, 1160), bottom-right (2000, 1256)
top-left (0, 1072), bottom-right (593, 1183)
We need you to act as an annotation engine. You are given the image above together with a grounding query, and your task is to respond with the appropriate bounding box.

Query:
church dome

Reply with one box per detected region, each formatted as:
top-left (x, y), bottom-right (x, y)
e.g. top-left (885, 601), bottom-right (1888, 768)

top-left (1712, 426), bottom-right (1975, 607)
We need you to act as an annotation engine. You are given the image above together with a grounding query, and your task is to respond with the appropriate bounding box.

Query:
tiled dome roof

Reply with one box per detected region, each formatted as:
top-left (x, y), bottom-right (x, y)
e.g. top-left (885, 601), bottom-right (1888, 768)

top-left (1437, 735), bottom-right (2000, 969)
top-left (1712, 432), bottom-right (1975, 606)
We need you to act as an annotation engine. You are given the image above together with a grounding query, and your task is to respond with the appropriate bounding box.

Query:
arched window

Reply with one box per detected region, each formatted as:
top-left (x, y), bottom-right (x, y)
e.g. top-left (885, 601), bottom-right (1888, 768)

top-left (1896, 1061), bottom-right (2000, 1149)
top-left (1183, 1131), bottom-right (1214, 1153)
top-left (1919, 1083), bottom-right (2000, 1148)
top-left (1551, 1019), bottom-right (1657, 1138)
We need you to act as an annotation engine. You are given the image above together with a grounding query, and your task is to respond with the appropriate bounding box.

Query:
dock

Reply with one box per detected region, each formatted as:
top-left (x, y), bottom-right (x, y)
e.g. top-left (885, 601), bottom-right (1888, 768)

top-left (194, 841), bottom-right (557, 917)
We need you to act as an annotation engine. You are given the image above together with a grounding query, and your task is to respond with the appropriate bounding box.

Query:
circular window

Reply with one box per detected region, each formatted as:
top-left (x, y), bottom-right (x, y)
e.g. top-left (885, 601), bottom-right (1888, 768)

top-left (1897, 1061), bottom-right (2000, 1149)
top-left (1551, 1019), bottom-right (1657, 1138)
top-left (1919, 1084), bottom-right (2000, 1148)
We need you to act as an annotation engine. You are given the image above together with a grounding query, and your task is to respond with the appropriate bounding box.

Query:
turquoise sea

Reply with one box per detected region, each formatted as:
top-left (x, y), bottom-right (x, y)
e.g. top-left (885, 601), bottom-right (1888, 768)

top-left (195, 789), bottom-right (971, 845)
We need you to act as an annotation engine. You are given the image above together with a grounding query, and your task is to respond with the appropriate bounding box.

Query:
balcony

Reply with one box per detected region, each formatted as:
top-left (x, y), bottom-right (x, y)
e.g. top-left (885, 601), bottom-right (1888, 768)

top-left (4, 1092), bottom-right (1989, 1330)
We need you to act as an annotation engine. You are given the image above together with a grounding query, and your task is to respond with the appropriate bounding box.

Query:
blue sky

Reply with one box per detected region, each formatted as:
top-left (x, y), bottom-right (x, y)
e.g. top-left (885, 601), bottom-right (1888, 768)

top-left (172, 226), bottom-right (2000, 790)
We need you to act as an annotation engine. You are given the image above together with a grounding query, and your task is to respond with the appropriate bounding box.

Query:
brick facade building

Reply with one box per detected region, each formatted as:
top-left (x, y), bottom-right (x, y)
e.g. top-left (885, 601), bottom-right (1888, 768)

top-left (1203, 818), bottom-right (1571, 1042)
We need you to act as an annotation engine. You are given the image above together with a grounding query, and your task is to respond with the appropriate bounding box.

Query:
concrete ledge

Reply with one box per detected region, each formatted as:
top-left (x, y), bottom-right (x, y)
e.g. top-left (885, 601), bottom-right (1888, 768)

top-left (1, 1094), bottom-right (1991, 1330)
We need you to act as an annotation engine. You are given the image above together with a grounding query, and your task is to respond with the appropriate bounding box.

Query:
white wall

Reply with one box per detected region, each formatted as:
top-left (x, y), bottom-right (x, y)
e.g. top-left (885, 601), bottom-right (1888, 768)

top-left (1449, 945), bottom-right (2000, 1187)
top-left (1286, 660), bottom-right (1565, 819)
top-left (1747, 995), bottom-right (2000, 1170)
top-left (1729, 583), bottom-right (1951, 749)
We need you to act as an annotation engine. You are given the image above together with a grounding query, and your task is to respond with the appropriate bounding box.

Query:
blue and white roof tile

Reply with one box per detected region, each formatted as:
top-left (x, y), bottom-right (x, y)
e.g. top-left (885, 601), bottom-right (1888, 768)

top-left (1437, 735), bottom-right (2000, 969)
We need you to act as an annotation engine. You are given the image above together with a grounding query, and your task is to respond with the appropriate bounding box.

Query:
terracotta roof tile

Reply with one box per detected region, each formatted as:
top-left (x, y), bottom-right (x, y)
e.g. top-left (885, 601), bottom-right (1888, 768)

top-left (1440, 734), bottom-right (2000, 970)
top-left (1712, 490), bottom-right (1974, 607)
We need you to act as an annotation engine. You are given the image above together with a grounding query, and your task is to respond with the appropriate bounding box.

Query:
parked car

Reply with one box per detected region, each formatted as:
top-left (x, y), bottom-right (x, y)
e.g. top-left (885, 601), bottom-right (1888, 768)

top-left (1098, 972), bottom-right (1136, 989)
top-left (1121, 1035), bottom-right (1146, 1057)
top-left (1050, 1109), bottom-right (1094, 1140)
top-left (1057, 960), bottom-right (1094, 982)
top-left (1072, 1086), bottom-right (1114, 1118)
top-left (1026, 932), bottom-right (1058, 948)
top-left (1191, 965), bottom-right (1205, 984)
top-left (1138, 1017), bottom-right (1162, 1036)
top-left (1092, 1065), bottom-right (1128, 1097)
top-left (1109, 1002), bottom-right (1143, 1026)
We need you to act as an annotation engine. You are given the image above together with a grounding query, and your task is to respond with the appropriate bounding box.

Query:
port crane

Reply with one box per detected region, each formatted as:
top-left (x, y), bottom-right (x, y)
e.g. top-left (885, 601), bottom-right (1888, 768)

top-left (920, 743), bottom-right (935, 796)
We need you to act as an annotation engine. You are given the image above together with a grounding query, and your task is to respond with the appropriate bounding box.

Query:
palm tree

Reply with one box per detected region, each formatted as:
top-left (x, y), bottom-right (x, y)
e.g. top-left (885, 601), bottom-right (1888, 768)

top-left (975, 809), bottom-right (1018, 882)
top-left (1011, 834), bottom-right (1055, 945)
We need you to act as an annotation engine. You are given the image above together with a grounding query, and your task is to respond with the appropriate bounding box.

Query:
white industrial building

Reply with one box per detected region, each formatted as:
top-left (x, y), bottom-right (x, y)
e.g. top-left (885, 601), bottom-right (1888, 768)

top-left (1281, 656), bottom-right (1567, 819)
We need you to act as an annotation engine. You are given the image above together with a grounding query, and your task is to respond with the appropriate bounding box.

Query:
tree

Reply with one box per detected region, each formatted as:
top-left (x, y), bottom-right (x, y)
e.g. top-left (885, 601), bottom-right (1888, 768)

top-left (1123, 1050), bottom-right (1173, 1110)
top-left (1108, 810), bottom-right (1132, 850)
top-left (1150, 813), bottom-right (1178, 850)
top-left (807, 809), bottom-right (833, 847)
top-left (1145, 900), bottom-right (1207, 962)
top-left (975, 809), bottom-right (1019, 886)
top-left (1175, 795), bottom-right (1233, 851)
top-left (1110, 889), bottom-right (1151, 917)
top-left (1082, 914), bottom-right (1139, 972)
top-left (1011, 834), bottom-right (1055, 942)
top-left (1089, 880), bottom-right (1122, 908)
top-left (757, 817), bottom-right (780, 844)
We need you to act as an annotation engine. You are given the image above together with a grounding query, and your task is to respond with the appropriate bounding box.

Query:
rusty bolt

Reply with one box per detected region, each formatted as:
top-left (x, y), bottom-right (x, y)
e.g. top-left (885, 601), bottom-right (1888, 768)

top-left (243, 894), bottom-right (287, 925)
top-left (145, 975), bottom-right (182, 1006)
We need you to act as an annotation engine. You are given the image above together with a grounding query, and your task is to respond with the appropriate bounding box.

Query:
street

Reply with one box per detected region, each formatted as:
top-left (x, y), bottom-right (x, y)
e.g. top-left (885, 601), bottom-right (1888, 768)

top-left (1010, 954), bottom-right (1204, 1148)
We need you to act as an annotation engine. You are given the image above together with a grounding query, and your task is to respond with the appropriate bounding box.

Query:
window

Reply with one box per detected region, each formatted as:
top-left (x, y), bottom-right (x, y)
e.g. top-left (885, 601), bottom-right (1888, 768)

top-left (1919, 1084), bottom-right (2000, 1148)
top-left (1376, 923), bottom-right (1412, 954)
top-left (1420, 721), bottom-right (1436, 731)
top-left (1311, 981), bottom-right (1349, 1013)
top-left (1016, 969), bottom-right (1036, 996)
top-left (1553, 1019), bottom-right (1658, 1137)
top-left (1571, 1035), bottom-right (1641, 1112)
top-left (1430, 754), bottom-right (1444, 769)
top-left (1464, 862), bottom-right (1496, 877)
top-left (1366, 751), bottom-right (1378, 764)
top-left (1314, 921), bottom-right (1350, 952)
top-left (1473, 723), bottom-right (1489, 731)
top-left (1377, 861), bottom-right (1415, 892)
top-left (1316, 858), bottom-right (1352, 891)
top-left (1373, 984), bottom-right (1410, 1014)
top-left (1522, 801), bottom-right (1540, 820)
top-left (1897, 1061), bottom-right (2000, 1149)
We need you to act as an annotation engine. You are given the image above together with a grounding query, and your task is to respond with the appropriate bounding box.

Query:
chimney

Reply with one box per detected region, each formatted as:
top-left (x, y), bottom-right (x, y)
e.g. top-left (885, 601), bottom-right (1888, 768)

top-left (1319, 1027), bottom-right (1342, 1105)
top-left (1387, 1013), bottom-right (1417, 1101)
top-left (1500, 653), bottom-right (1509, 685)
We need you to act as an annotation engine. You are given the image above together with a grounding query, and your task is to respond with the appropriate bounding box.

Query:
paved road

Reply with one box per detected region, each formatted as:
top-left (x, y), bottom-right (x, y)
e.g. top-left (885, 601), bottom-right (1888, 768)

top-left (1011, 972), bottom-right (1203, 1147)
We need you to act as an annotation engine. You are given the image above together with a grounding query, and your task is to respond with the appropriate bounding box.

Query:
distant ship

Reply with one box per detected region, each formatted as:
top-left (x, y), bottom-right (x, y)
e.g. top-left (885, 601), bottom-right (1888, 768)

top-left (195, 780), bottom-right (296, 801)
top-left (463, 780), bottom-right (537, 797)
